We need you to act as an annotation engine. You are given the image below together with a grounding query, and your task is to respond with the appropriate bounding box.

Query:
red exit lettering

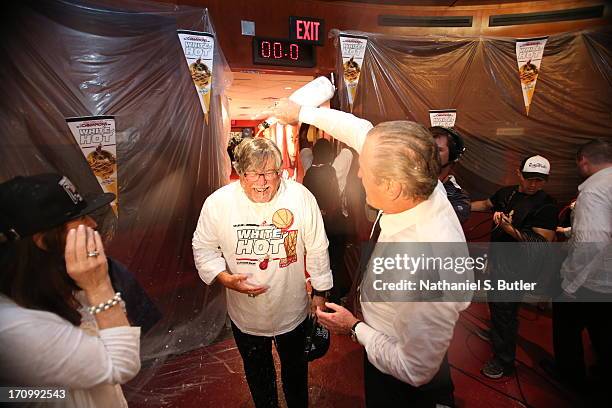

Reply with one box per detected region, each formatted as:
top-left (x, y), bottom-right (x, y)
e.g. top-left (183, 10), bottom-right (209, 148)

top-left (296, 20), bottom-right (320, 42)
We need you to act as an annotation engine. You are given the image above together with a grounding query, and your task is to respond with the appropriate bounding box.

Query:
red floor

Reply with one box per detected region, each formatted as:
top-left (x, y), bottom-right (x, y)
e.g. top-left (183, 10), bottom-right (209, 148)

top-left (127, 303), bottom-right (591, 407)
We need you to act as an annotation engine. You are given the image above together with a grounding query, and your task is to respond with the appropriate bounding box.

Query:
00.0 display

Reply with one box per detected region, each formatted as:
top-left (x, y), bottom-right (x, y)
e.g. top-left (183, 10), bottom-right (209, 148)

top-left (252, 37), bottom-right (315, 68)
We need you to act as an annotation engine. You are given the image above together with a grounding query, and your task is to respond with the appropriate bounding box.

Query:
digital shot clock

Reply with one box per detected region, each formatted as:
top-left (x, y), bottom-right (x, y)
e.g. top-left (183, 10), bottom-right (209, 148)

top-left (252, 37), bottom-right (316, 68)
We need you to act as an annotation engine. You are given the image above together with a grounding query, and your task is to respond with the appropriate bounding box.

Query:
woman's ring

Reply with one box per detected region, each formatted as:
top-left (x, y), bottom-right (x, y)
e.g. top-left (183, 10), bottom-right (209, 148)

top-left (87, 250), bottom-right (100, 257)
top-left (248, 294), bottom-right (255, 298)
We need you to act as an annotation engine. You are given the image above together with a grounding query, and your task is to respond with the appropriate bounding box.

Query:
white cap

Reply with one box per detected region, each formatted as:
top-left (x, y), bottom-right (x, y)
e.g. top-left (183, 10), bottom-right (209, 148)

top-left (521, 155), bottom-right (550, 179)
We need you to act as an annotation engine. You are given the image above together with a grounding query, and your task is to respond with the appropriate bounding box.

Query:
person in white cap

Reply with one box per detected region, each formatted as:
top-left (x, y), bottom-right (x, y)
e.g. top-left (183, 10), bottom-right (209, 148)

top-left (471, 155), bottom-right (558, 379)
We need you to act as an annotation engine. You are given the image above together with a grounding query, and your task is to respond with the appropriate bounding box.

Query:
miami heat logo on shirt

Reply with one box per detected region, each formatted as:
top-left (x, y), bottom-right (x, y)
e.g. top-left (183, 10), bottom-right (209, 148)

top-left (235, 209), bottom-right (297, 268)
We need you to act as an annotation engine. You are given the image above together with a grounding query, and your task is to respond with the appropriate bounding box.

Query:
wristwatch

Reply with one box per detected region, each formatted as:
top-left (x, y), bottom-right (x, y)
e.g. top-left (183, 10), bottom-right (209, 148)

top-left (311, 288), bottom-right (332, 299)
top-left (350, 320), bottom-right (363, 343)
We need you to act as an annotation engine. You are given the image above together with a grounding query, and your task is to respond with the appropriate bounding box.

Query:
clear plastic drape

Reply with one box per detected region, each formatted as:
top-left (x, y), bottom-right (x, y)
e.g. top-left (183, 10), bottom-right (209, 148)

top-left (332, 28), bottom-right (612, 205)
top-left (0, 0), bottom-right (233, 402)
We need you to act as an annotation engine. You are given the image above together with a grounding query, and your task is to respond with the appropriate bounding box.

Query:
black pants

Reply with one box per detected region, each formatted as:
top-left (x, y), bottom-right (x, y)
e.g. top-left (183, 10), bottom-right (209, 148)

top-left (328, 233), bottom-right (349, 303)
top-left (552, 288), bottom-right (612, 385)
top-left (324, 214), bottom-right (349, 303)
top-left (489, 302), bottom-right (520, 370)
top-left (363, 352), bottom-right (455, 408)
top-left (231, 319), bottom-right (308, 408)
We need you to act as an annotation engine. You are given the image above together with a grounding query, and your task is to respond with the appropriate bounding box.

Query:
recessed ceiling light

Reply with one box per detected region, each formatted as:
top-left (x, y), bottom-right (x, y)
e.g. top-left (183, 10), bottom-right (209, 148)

top-left (284, 86), bottom-right (292, 90)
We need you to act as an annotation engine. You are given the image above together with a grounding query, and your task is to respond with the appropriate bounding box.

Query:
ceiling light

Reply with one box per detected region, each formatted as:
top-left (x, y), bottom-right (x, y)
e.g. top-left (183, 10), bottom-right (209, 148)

top-left (284, 86), bottom-right (292, 90)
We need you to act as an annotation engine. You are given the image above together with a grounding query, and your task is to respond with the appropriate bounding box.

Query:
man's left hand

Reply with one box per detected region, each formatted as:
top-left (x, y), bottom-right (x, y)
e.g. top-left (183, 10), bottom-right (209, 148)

top-left (316, 302), bottom-right (359, 335)
top-left (500, 211), bottom-right (512, 225)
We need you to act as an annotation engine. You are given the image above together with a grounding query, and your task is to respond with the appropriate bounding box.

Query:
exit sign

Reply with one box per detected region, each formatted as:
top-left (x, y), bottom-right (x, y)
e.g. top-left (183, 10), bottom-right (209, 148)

top-left (289, 16), bottom-right (325, 46)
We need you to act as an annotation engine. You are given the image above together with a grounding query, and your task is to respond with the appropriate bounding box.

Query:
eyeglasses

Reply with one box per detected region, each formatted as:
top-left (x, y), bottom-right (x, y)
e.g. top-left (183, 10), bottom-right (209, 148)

top-left (243, 170), bottom-right (280, 182)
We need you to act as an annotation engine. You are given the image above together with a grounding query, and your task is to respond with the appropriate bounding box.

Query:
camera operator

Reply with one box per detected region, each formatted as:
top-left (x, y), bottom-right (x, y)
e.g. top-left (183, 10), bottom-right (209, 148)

top-left (470, 155), bottom-right (558, 379)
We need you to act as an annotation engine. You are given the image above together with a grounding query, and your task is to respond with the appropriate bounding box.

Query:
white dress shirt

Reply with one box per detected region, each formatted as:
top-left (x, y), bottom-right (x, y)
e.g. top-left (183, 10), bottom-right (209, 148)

top-left (332, 148), bottom-right (353, 196)
top-left (192, 179), bottom-right (332, 336)
top-left (0, 295), bottom-right (141, 408)
top-left (561, 166), bottom-right (612, 294)
top-left (299, 106), bottom-right (470, 387)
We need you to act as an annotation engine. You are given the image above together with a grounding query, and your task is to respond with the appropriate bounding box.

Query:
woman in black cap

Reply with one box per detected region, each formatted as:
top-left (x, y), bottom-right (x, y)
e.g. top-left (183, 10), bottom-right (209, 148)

top-left (0, 173), bottom-right (140, 407)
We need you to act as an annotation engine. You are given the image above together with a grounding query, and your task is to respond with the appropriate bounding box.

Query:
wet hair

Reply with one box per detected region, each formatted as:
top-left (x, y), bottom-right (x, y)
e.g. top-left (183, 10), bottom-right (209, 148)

top-left (577, 138), bottom-right (612, 164)
top-left (368, 121), bottom-right (440, 200)
top-left (0, 225), bottom-right (81, 325)
top-left (233, 137), bottom-right (283, 174)
top-left (227, 136), bottom-right (249, 163)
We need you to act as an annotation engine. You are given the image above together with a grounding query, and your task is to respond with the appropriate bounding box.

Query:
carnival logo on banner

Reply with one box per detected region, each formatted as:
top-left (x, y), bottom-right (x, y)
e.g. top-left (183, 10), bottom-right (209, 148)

top-left (65, 116), bottom-right (118, 215)
top-left (339, 34), bottom-right (368, 110)
top-left (429, 109), bottom-right (457, 128)
top-left (177, 30), bottom-right (215, 123)
top-left (515, 37), bottom-right (548, 116)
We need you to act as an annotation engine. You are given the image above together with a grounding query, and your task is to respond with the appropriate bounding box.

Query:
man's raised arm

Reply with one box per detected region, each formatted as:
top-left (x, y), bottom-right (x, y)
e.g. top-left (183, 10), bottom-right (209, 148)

top-left (272, 100), bottom-right (373, 153)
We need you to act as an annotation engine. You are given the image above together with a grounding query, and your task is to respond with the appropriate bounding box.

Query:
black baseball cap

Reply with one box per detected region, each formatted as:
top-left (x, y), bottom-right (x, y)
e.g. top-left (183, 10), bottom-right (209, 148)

top-left (304, 315), bottom-right (330, 361)
top-left (0, 173), bottom-right (115, 243)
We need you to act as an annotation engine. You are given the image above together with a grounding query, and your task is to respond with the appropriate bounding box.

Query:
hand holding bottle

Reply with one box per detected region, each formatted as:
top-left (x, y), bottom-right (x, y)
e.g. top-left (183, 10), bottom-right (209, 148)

top-left (257, 76), bottom-right (335, 130)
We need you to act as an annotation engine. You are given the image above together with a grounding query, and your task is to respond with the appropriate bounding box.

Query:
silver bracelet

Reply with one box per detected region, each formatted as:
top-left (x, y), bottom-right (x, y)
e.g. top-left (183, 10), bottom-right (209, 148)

top-left (88, 292), bottom-right (123, 315)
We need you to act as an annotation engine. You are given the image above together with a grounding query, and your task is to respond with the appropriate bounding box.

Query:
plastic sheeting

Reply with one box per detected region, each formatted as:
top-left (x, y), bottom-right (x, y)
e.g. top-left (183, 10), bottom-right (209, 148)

top-left (0, 0), bottom-right (233, 403)
top-left (332, 28), bottom-right (612, 205)
top-left (2, 2), bottom-right (611, 403)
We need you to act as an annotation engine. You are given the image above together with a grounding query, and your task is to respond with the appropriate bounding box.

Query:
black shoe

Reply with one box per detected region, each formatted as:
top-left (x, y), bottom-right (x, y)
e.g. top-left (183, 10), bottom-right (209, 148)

top-left (481, 359), bottom-right (513, 379)
top-left (475, 328), bottom-right (491, 342)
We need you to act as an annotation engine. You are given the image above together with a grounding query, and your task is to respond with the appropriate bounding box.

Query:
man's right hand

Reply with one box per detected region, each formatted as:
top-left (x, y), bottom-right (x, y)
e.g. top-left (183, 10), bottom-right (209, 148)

top-left (270, 98), bottom-right (301, 125)
top-left (493, 211), bottom-right (504, 225)
top-left (216, 272), bottom-right (268, 297)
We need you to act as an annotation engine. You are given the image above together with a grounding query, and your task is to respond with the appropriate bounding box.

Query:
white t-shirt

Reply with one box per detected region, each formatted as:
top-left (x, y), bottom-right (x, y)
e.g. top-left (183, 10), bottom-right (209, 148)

top-left (193, 179), bottom-right (333, 336)
top-left (0, 295), bottom-right (141, 408)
